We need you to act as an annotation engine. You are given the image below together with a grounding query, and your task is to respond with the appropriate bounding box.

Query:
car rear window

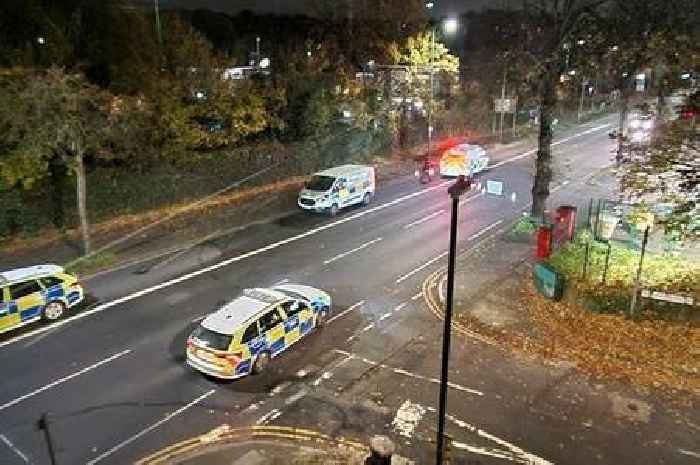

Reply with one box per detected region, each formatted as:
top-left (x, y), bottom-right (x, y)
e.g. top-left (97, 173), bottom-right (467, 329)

top-left (191, 325), bottom-right (232, 351)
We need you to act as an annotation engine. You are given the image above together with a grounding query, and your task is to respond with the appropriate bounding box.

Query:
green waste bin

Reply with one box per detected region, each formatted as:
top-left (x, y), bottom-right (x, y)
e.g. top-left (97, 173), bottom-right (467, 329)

top-left (533, 263), bottom-right (564, 301)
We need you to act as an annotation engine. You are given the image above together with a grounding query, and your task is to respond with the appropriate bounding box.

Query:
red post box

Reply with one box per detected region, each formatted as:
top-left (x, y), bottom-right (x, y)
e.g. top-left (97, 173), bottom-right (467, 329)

top-left (553, 205), bottom-right (577, 245)
top-left (535, 225), bottom-right (552, 260)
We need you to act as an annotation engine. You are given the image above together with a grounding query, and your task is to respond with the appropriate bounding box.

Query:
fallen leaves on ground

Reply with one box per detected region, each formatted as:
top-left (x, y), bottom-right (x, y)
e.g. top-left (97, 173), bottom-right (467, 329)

top-left (455, 280), bottom-right (699, 400)
top-left (520, 281), bottom-right (699, 397)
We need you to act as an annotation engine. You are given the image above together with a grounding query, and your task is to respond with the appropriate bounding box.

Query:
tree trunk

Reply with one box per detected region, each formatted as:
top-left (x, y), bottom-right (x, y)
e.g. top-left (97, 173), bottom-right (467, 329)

top-left (75, 149), bottom-right (91, 255)
top-left (48, 154), bottom-right (67, 229)
top-left (530, 68), bottom-right (556, 221)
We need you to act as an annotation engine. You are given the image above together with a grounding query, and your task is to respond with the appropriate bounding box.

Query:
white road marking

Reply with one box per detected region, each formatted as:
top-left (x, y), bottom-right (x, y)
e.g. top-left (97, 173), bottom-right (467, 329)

top-left (361, 323), bottom-right (375, 332)
top-left (424, 406), bottom-right (554, 465)
top-left (269, 382), bottom-right (291, 397)
top-left (395, 251), bottom-right (448, 284)
top-left (467, 220), bottom-right (503, 241)
top-left (403, 209), bottom-right (445, 229)
top-left (323, 237), bottom-right (383, 265)
top-left (312, 352), bottom-right (354, 387)
top-left (284, 388), bottom-right (309, 405)
top-left (333, 349), bottom-right (483, 396)
top-left (379, 312), bottom-right (392, 321)
top-left (0, 350), bottom-right (131, 413)
top-left (392, 400), bottom-right (426, 438)
top-left (273, 278), bottom-right (290, 285)
top-left (256, 408), bottom-right (282, 425)
top-left (437, 274), bottom-right (447, 303)
top-left (86, 389), bottom-right (216, 465)
top-left (411, 292), bottom-right (423, 301)
top-left (489, 123), bottom-right (611, 170)
top-left (326, 300), bottom-right (365, 325)
top-left (1, 125), bottom-right (610, 350)
top-left (394, 302), bottom-right (409, 312)
top-left (191, 314), bottom-right (207, 323)
top-left (0, 182), bottom-right (452, 350)
top-left (679, 449), bottom-right (700, 459)
top-left (0, 434), bottom-right (30, 463)
top-left (452, 441), bottom-right (519, 462)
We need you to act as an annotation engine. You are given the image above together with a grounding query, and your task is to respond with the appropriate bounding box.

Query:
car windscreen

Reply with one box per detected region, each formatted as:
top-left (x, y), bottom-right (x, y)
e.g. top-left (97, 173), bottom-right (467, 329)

top-left (305, 175), bottom-right (335, 191)
top-left (191, 325), bottom-right (232, 351)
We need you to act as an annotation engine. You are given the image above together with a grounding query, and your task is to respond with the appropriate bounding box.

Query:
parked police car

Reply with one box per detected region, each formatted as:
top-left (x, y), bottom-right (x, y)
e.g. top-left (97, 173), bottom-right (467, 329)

top-left (186, 284), bottom-right (331, 379)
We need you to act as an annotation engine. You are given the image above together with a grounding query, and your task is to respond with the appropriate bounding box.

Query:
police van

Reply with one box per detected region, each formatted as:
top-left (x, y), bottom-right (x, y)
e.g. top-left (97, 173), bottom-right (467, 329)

top-left (0, 264), bottom-right (84, 334)
top-left (186, 285), bottom-right (331, 379)
top-left (298, 165), bottom-right (376, 216)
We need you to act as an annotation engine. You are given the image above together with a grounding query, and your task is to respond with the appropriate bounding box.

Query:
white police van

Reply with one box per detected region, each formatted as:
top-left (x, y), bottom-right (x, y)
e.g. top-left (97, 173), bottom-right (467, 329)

top-left (298, 165), bottom-right (376, 216)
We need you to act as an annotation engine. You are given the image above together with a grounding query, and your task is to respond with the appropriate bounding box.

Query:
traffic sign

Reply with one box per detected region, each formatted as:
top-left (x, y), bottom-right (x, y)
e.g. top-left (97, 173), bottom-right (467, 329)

top-left (494, 98), bottom-right (516, 113)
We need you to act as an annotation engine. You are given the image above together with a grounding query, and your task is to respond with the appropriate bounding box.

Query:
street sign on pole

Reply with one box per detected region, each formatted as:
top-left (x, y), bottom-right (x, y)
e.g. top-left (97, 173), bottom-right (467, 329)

top-left (494, 98), bottom-right (516, 113)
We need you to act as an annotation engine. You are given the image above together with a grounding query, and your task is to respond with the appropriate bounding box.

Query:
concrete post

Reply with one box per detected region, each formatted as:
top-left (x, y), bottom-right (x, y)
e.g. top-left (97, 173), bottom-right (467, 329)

top-left (366, 435), bottom-right (395, 465)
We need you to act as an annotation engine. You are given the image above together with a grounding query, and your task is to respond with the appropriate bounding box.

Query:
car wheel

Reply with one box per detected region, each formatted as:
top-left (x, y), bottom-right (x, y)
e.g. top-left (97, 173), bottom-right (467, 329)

top-left (252, 351), bottom-right (270, 375)
top-left (43, 301), bottom-right (65, 321)
top-left (329, 203), bottom-right (339, 216)
top-left (315, 308), bottom-right (329, 328)
top-left (362, 193), bottom-right (372, 206)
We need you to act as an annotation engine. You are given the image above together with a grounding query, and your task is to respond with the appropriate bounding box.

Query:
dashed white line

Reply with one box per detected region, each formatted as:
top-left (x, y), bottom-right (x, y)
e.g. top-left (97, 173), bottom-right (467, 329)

top-left (411, 292), bottom-right (423, 301)
top-left (1, 182), bottom-right (452, 350)
top-left (403, 209), bottom-right (446, 229)
top-left (256, 408), bottom-right (282, 425)
top-left (379, 312), bottom-right (392, 321)
top-left (394, 302), bottom-right (409, 312)
top-left (424, 407), bottom-right (554, 465)
top-left (361, 323), bottom-right (375, 332)
top-left (467, 219), bottom-right (503, 241)
top-left (679, 449), bottom-right (700, 459)
top-left (0, 434), bottom-right (30, 463)
top-left (0, 349), bottom-right (131, 413)
top-left (86, 389), bottom-right (216, 465)
top-left (396, 251), bottom-right (449, 284)
top-left (323, 237), bottom-right (384, 265)
top-left (285, 388), bottom-right (309, 405)
top-left (326, 300), bottom-right (365, 325)
top-left (333, 349), bottom-right (483, 396)
top-left (312, 353), bottom-right (354, 387)
top-left (452, 441), bottom-right (518, 462)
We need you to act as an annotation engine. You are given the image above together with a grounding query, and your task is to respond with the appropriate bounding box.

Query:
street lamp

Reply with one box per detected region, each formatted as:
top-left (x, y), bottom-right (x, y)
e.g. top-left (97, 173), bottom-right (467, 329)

top-left (443, 18), bottom-right (458, 35)
top-left (436, 175), bottom-right (471, 465)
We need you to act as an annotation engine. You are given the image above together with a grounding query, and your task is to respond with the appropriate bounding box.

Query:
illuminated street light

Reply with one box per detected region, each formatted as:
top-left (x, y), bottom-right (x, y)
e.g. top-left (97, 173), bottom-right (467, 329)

top-left (577, 39), bottom-right (586, 45)
top-left (425, 2), bottom-right (434, 9)
top-left (37, 37), bottom-right (46, 45)
top-left (443, 18), bottom-right (459, 34)
top-left (568, 69), bottom-right (577, 76)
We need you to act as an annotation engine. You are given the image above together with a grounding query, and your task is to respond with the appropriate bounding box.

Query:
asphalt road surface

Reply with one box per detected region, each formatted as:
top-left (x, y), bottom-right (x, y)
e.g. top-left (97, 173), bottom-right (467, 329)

top-left (3, 115), bottom-right (693, 465)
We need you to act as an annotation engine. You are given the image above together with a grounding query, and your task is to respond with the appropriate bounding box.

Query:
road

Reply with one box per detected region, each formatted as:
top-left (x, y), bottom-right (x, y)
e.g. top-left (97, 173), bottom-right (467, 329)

top-left (1, 115), bottom-right (694, 465)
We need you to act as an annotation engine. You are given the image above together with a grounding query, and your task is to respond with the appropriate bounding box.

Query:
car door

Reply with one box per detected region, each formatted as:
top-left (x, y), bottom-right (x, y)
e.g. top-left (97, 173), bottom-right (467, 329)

top-left (9, 280), bottom-right (45, 322)
top-left (281, 299), bottom-right (314, 345)
top-left (0, 286), bottom-right (21, 332)
top-left (336, 178), bottom-right (350, 206)
top-left (258, 307), bottom-right (286, 357)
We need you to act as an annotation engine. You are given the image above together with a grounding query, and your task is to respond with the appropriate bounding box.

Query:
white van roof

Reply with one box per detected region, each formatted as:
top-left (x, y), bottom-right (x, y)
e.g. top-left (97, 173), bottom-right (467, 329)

top-left (201, 287), bottom-right (287, 335)
top-left (0, 264), bottom-right (64, 285)
top-left (316, 164), bottom-right (372, 178)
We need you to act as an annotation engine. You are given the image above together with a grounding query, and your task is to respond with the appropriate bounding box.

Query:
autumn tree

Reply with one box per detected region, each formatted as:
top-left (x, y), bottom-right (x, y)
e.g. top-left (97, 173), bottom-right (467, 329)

top-left (515, 0), bottom-right (606, 219)
top-left (0, 68), bottom-right (140, 254)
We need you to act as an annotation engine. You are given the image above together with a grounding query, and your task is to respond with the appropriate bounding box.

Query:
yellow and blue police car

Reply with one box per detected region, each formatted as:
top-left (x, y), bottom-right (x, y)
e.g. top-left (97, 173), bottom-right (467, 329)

top-left (186, 284), bottom-right (332, 379)
top-left (0, 264), bottom-right (85, 334)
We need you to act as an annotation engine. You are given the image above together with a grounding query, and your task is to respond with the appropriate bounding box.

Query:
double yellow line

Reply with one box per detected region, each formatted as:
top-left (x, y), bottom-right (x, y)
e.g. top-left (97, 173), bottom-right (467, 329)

top-left (136, 425), bottom-right (368, 464)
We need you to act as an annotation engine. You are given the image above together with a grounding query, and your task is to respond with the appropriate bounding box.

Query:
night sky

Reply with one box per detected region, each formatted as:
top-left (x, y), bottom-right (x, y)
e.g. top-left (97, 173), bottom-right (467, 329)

top-left (157, 0), bottom-right (501, 17)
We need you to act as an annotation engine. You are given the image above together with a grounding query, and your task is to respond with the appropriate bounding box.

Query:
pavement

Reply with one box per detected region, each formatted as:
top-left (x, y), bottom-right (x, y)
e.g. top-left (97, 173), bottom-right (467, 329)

top-left (2, 114), bottom-right (697, 465)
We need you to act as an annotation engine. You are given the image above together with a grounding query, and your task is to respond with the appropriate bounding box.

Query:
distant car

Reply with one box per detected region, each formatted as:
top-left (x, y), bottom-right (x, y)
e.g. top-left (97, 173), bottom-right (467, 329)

top-left (0, 264), bottom-right (84, 334)
top-left (186, 285), bottom-right (332, 379)
top-left (439, 143), bottom-right (489, 177)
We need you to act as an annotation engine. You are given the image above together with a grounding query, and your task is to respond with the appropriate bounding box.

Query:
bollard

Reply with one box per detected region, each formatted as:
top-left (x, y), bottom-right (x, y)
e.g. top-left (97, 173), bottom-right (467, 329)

top-left (366, 435), bottom-right (395, 465)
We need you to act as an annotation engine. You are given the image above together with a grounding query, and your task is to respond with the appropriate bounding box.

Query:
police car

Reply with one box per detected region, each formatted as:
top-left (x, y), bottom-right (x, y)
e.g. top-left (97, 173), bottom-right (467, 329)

top-left (0, 264), bottom-right (84, 334)
top-left (186, 284), bottom-right (332, 379)
top-left (439, 144), bottom-right (489, 177)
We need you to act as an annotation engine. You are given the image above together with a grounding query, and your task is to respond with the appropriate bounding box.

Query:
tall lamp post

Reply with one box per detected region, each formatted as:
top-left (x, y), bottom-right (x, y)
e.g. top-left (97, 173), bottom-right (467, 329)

top-left (436, 175), bottom-right (471, 465)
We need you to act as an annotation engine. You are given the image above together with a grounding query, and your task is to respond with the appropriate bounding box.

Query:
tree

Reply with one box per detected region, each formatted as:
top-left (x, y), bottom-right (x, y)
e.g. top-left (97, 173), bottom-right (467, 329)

top-left (617, 123), bottom-right (699, 239)
top-left (598, 0), bottom-right (698, 156)
top-left (0, 68), bottom-right (132, 254)
top-left (516, 0), bottom-right (605, 219)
